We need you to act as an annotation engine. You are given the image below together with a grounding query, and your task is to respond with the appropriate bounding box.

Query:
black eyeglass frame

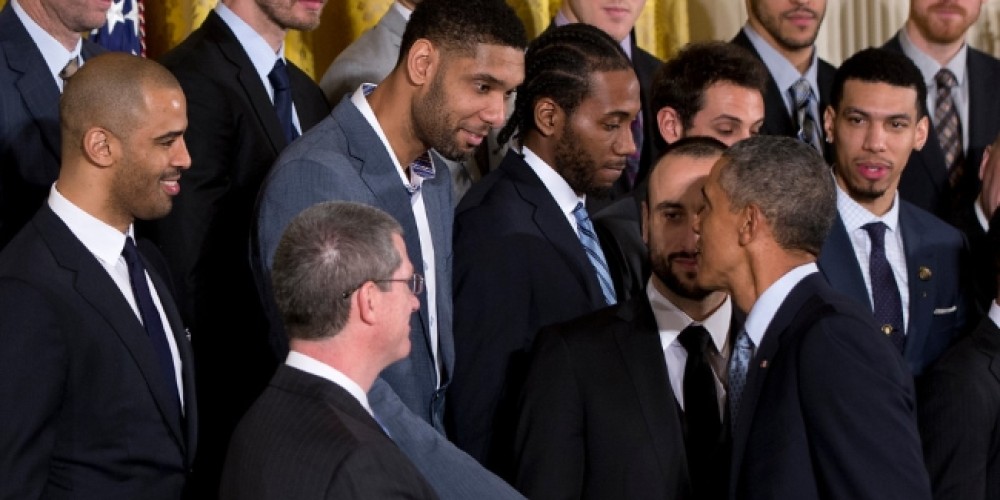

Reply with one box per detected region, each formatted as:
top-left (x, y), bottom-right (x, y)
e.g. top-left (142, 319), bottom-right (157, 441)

top-left (340, 273), bottom-right (424, 299)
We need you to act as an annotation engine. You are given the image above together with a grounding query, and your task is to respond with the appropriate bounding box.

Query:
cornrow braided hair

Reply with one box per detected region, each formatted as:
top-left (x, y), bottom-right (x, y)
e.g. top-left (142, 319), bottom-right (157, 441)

top-left (498, 23), bottom-right (633, 146)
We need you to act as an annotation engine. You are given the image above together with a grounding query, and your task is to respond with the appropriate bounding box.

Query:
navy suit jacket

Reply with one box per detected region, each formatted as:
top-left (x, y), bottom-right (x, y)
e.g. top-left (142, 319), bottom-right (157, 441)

top-left (0, 3), bottom-right (104, 249)
top-left (0, 206), bottom-right (197, 499)
top-left (730, 272), bottom-right (930, 500)
top-left (818, 201), bottom-right (970, 376)
top-left (885, 34), bottom-right (1000, 223)
top-left (449, 149), bottom-right (610, 473)
top-left (220, 365), bottom-right (438, 500)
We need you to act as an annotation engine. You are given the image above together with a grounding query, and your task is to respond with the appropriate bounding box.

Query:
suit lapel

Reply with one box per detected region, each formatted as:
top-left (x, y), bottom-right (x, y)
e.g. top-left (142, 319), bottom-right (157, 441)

top-left (818, 215), bottom-right (872, 309)
top-left (899, 203), bottom-right (935, 371)
top-left (967, 49), bottom-right (1000, 150)
top-left (35, 208), bottom-right (187, 450)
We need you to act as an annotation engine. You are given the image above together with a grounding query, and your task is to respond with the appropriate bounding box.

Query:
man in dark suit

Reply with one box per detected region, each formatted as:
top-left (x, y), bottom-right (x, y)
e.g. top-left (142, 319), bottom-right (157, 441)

top-left (515, 138), bottom-right (734, 500)
top-left (884, 0), bottom-right (1000, 224)
top-left (138, 0), bottom-right (331, 490)
top-left (818, 48), bottom-right (970, 377)
top-left (695, 135), bottom-right (931, 500)
top-left (962, 131), bottom-right (1000, 308)
top-left (594, 41), bottom-right (768, 302)
top-left (0, 54), bottom-right (197, 499)
top-left (551, 0), bottom-right (662, 208)
top-left (449, 23), bottom-right (640, 475)
top-left (221, 202), bottom-right (437, 500)
top-left (256, 1), bottom-right (527, 497)
top-left (731, 0), bottom-right (835, 152)
top-left (0, 0), bottom-right (108, 249)
top-left (918, 208), bottom-right (1000, 500)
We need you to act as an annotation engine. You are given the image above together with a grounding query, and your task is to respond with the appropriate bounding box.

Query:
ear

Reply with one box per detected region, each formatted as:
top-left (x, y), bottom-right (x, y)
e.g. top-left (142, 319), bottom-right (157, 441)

top-left (656, 106), bottom-right (683, 144)
top-left (738, 204), bottom-right (760, 246)
top-left (913, 115), bottom-right (929, 151)
top-left (355, 281), bottom-right (381, 326)
top-left (534, 97), bottom-right (562, 137)
top-left (405, 39), bottom-right (436, 87)
top-left (83, 128), bottom-right (114, 168)
top-left (981, 144), bottom-right (993, 181)
top-left (822, 105), bottom-right (835, 143)
top-left (641, 200), bottom-right (650, 246)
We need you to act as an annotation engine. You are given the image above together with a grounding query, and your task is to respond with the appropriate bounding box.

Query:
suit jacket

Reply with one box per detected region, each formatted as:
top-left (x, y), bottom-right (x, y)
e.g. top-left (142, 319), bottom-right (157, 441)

top-left (818, 201), bottom-right (970, 376)
top-left (219, 365), bottom-right (438, 500)
top-left (955, 201), bottom-right (993, 310)
top-left (0, 3), bottom-right (104, 249)
top-left (0, 206), bottom-right (197, 499)
top-left (885, 34), bottom-right (1000, 223)
top-left (319, 3), bottom-right (405, 104)
top-left (448, 149), bottom-right (611, 473)
top-left (731, 30), bottom-right (835, 150)
top-left (918, 315), bottom-right (1000, 500)
top-left (514, 297), bottom-right (738, 500)
top-left (729, 273), bottom-right (931, 500)
top-left (593, 188), bottom-right (648, 303)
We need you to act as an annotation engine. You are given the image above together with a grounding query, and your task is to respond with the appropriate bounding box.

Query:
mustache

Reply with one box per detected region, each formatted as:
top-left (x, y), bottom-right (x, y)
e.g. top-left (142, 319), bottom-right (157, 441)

top-left (783, 6), bottom-right (819, 18)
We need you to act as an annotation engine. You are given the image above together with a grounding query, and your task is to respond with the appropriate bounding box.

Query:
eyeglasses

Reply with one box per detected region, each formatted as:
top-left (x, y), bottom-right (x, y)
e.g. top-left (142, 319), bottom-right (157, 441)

top-left (341, 273), bottom-right (424, 299)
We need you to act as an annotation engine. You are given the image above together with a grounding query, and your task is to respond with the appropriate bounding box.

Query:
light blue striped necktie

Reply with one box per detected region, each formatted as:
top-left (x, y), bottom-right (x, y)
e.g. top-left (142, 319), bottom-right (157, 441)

top-left (572, 202), bottom-right (616, 305)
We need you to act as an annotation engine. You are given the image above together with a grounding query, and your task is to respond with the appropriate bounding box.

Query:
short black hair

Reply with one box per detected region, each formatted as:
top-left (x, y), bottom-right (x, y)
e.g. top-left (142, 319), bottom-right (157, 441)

top-left (398, 0), bottom-right (527, 65)
top-left (645, 136), bottom-right (727, 200)
top-left (498, 23), bottom-right (633, 146)
top-left (830, 47), bottom-right (928, 118)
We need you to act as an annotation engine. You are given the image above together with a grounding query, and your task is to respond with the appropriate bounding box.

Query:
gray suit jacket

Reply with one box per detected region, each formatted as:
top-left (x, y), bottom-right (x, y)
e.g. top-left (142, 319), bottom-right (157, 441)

top-left (0, 3), bottom-right (104, 249)
top-left (319, 4), bottom-right (405, 104)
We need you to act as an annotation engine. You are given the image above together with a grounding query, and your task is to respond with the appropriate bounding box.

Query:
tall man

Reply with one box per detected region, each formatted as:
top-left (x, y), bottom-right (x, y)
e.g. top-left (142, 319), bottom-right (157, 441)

top-left (595, 40), bottom-right (768, 301)
top-left (515, 138), bottom-right (735, 500)
top-left (732, 0), bottom-right (835, 152)
top-left (0, 53), bottom-right (197, 499)
top-left (256, 0), bottom-right (527, 497)
top-left (221, 202), bottom-right (437, 500)
top-left (886, 0), bottom-right (1000, 224)
top-left (694, 135), bottom-right (931, 500)
top-left (141, 0), bottom-right (331, 490)
top-left (0, 0), bottom-right (108, 249)
top-left (818, 48), bottom-right (970, 377)
top-left (449, 23), bottom-right (640, 474)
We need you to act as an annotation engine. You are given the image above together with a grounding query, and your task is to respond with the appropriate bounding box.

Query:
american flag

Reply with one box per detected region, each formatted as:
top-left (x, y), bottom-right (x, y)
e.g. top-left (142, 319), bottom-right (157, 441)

top-left (90, 0), bottom-right (145, 56)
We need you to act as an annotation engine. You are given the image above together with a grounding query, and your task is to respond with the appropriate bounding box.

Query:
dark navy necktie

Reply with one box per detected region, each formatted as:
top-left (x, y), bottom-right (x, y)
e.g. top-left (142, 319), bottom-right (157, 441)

top-left (268, 58), bottom-right (299, 144)
top-left (863, 222), bottom-right (906, 352)
top-left (122, 237), bottom-right (181, 410)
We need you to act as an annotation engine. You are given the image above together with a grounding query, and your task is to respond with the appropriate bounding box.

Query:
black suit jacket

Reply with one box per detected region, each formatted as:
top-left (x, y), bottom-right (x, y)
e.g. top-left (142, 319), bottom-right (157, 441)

top-left (0, 206), bottom-right (197, 499)
top-left (140, 10), bottom-right (331, 491)
top-left (220, 365), bottom-right (438, 499)
top-left (730, 272), bottom-right (930, 500)
top-left (731, 30), bottom-right (835, 148)
top-left (515, 297), bottom-right (737, 500)
top-left (918, 315), bottom-right (1000, 500)
top-left (0, 3), bottom-right (104, 249)
top-left (449, 149), bottom-right (610, 473)
top-left (884, 35), bottom-right (1000, 224)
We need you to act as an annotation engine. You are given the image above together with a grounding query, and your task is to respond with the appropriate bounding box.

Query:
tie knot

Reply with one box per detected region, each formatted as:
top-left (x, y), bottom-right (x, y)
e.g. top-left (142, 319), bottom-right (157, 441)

top-left (122, 236), bottom-right (140, 263)
top-left (678, 324), bottom-right (712, 355)
top-left (268, 58), bottom-right (291, 91)
top-left (935, 69), bottom-right (957, 90)
top-left (572, 202), bottom-right (589, 224)
top-left (790, 78), bottom-right (812, 107)
top-left (862, 221), bottom-right (888, 246)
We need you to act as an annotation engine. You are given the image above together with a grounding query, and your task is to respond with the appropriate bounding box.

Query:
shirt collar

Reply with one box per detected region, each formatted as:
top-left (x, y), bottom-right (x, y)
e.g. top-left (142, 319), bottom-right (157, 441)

top-left (351, 83), bottom-right (435, 191)
top-left (647, 279), bottom-right (732, 354)
top-left (553, 11), bottom-right (633, 60)
top-left (215, 2), bottom-right (285, 89)
top-left (744, 262), bottom-right (819, 348)
top-left (897, 27), bottom-right (967, 89)
top-left (522, 146), bottom-right (585, 218)
top-left (47, 183), bottom-right (131, 267)
top-left (393, 0), bottom-right (414, 21)
top-left (11, 0), bottom-right (81, 90)
top-left (286, 351), bottom-right (374, 416)
top-left (742, 23), bottom-right (819, 98)
top-left (835, 178), bottom-right (901, 234)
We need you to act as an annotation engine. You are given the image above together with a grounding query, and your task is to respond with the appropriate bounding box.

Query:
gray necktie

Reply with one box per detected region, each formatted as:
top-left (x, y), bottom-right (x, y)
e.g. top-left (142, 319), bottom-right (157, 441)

top-left (728, 329), bottom-right (754, 430)
top-left (790, 78), bottom-right (822, 153)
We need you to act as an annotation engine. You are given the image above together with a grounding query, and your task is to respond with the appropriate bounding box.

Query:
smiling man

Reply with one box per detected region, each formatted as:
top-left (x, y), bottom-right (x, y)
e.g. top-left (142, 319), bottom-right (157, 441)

top-left (817, 48), bottom-right (970, 377)
top-left (449, 23), bottom-right (640, 476)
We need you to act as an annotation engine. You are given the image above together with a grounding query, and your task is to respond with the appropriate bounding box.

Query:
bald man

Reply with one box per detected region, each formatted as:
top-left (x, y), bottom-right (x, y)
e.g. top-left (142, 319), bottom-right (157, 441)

top-left (0, 53), bottom-right (197, 499)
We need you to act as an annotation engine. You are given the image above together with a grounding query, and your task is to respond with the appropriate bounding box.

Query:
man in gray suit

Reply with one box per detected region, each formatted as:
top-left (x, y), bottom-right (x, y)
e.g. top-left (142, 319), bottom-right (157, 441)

top-left (255, 0), bottom-right (526, 497)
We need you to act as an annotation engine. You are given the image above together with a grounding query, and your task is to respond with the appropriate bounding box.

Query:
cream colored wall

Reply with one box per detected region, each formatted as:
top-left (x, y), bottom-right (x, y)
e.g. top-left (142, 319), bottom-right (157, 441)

top-left (686, 0), bottom-right (1000, 65)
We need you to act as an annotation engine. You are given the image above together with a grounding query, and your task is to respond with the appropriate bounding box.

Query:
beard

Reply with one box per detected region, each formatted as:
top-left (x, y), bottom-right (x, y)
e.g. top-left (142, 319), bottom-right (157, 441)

top-left (650, 250), bottom-right (713, 300)
top-left (412, 69), bottom-right (476, 163)
top-left (553, 125), bottom-right (619, 199)
top-left (750, 0), bottom-right (823, 50)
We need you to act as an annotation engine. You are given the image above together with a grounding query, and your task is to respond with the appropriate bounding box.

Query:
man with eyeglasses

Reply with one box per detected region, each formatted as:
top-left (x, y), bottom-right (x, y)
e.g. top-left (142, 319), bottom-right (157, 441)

top-left (221, 201), bottom-right (438, 499)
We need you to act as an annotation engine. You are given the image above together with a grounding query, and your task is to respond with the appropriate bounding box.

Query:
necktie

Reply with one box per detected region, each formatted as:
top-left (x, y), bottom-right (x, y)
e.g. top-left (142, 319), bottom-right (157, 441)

top-left (572, 202), bottom-right (616, 305)
top-left (863, 222), bottom-right (906, 352)
top-left (59, 57), bottom-right (79, 85)
top-left (728, 329), bottom-right (753, 430)
top-left (678, 324), bottom-right (721, 487)
top-left (268, 58), bottom-right (299, 144)
top-left (790, 78), bottom-right (822, 153)
top-left (122, 237), bottom-right (181, 410)
top-left (934, 69), bottom-right (963, 188)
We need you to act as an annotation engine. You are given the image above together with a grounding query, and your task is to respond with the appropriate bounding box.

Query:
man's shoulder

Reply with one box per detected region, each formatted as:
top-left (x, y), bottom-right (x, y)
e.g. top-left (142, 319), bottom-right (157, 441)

top-left (899, 199), bottom-right (966, 246)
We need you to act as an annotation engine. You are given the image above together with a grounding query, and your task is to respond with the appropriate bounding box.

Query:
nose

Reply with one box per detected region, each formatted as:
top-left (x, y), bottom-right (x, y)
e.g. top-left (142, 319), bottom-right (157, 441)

top-left (410, 292), bottom-right (420, 313)
top-left (862, 122), bottom-right (887, 153)
top-left (615, 120), bottom-right (638, 156)
top-left (692, 212), bottom-right (703, 236)
top-left (174, 136), bottom-right (192, 170)
top-left (481, 92), bottom-right (507, 129)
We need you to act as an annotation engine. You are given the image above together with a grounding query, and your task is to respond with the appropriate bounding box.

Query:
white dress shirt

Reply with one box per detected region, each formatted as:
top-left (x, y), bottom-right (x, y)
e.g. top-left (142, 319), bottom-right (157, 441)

top-left (11, 0), bottom-right (81, 92)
